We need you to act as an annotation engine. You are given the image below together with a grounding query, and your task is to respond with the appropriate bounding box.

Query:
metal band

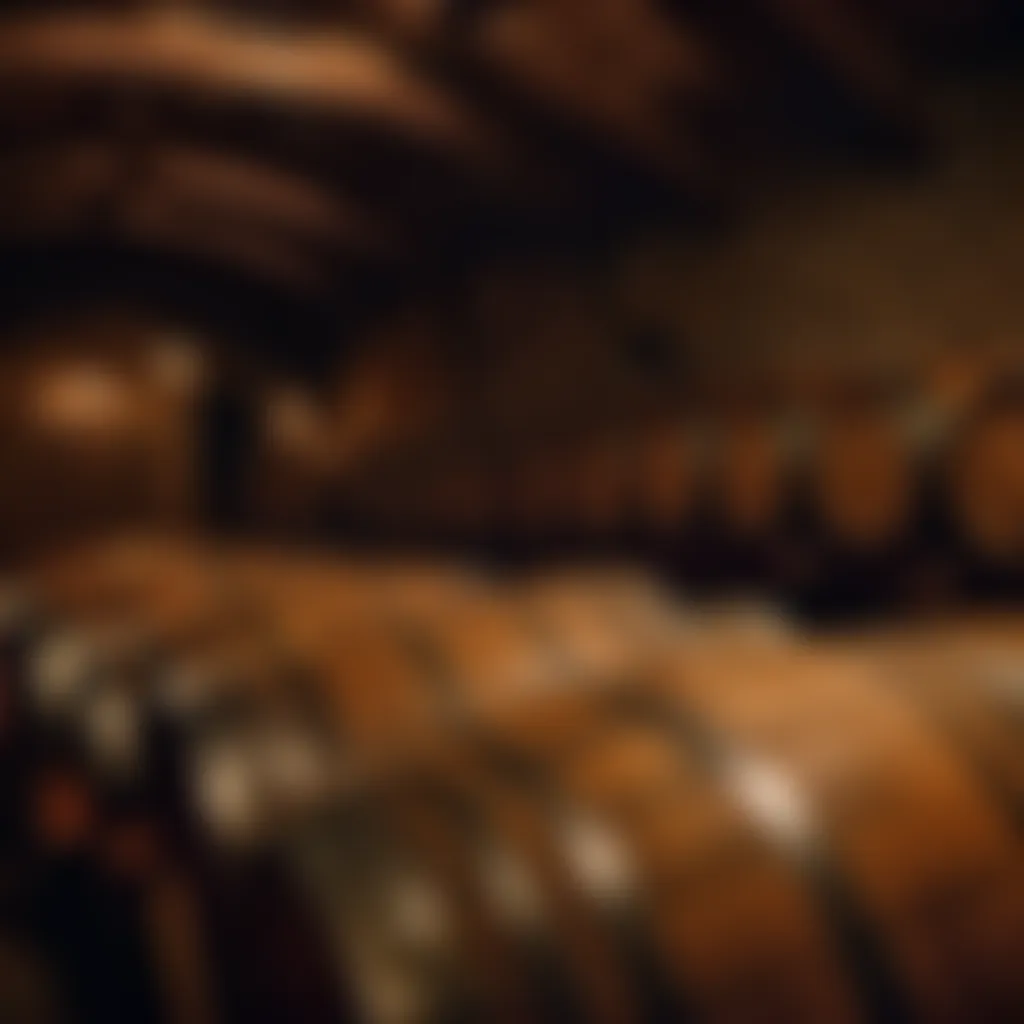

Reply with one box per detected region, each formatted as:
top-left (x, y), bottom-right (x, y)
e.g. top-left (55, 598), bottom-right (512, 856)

top-left (600, 686), bottom-right (913, 1024)
top-left (470, 727), bottom-right (695, 1023)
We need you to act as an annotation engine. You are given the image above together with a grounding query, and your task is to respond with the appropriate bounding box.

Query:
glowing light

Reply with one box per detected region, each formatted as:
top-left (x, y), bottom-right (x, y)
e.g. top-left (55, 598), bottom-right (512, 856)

top-left (149, 333), bottom-right (207, 395)
top-left (727, 756), bottom-right (815, 851)
top-left (33, 365), bottom-right (132, 435)
top-left (267, 388), bottom-right (323, 454)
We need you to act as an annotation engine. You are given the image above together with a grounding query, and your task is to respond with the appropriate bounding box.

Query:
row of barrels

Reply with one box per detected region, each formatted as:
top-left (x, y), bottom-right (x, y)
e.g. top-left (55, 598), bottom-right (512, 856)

top-left (0, 540), bottom-right (666, 1023)
top-left (3, 539), bottom-right (1024, 1022)
top-left (343, 372), bottom-right (1024, 614)
top-left (3, 332), bottom-right (1024, 620)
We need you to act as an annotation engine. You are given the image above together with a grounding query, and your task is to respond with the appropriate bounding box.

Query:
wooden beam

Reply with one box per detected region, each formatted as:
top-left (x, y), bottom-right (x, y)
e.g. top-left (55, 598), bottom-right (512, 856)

top-left (0, 142), bottom-right (117, 233)
top-left (143, 145), bottom-right (400, 257)
top-left (121, 189), bottom-right (330, 294)
top-left (0, 10), bottom-right (508, 169)
top-left (756, 0), bottom-right (915, 113)
top-left (357, 0), bottom-right (723, 192)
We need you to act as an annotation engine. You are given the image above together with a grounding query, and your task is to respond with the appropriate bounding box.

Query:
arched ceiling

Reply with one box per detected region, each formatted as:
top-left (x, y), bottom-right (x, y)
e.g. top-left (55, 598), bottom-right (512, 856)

top-left (0, 1), bottom-right (1010, 304)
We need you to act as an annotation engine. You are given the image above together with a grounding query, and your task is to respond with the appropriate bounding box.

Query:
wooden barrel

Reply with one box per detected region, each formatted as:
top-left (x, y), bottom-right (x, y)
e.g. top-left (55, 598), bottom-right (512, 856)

top-left (944, 376), bottom-right (1024, 597)
top-left (779, 373), bottom-right (921, 618)
top-left (277, 601), bottom-right (1024, 1024)
top-left (644, 639), bottom-right (1024, 1021)
top-left (10, 542), bottom-right (1024, 1024)
top-left (284, 623), bottom-right (1024, 1023)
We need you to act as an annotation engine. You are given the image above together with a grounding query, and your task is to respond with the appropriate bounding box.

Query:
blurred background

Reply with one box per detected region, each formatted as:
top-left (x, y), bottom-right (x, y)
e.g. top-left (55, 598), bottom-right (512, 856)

top-left (2, 2), bottom-right (1024, 1023)
top-left (2, 0), bottom-right (1024, 615)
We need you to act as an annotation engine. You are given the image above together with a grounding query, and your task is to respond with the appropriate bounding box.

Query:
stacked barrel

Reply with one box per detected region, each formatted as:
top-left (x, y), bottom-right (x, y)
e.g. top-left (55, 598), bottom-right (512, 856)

top-left (4, 324), bottom-right (1024, 620)
top-left (341, 350), bottom-right (1024, 614)
top-left (1, 537), bottom-right (1023, 1023)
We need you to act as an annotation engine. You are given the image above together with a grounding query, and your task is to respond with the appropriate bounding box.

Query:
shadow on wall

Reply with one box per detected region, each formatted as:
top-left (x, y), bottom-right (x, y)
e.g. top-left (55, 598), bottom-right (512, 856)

top-left (620, 74), bottom-right (1024, 372)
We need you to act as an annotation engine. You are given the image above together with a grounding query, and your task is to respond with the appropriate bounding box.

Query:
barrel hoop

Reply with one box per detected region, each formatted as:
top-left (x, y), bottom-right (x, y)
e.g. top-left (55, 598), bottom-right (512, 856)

top-left (601, 686), bottom-right (914, 1024)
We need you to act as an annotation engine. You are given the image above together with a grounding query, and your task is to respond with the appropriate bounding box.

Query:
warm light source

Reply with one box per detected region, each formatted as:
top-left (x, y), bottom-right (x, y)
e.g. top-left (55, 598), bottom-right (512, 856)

top-left (266, 387), bottom-right (324, 456)
top-left (32, 364), bottom-right (133, 436)
top-left (148, 332), bottom-right (207, 396)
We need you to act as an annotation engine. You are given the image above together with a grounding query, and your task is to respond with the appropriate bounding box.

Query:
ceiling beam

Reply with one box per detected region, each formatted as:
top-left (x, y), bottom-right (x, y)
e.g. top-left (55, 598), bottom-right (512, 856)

top-left (354, 0), bottom-right (723, 194)
top-left (0, 9), bottom-right (509, 169)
